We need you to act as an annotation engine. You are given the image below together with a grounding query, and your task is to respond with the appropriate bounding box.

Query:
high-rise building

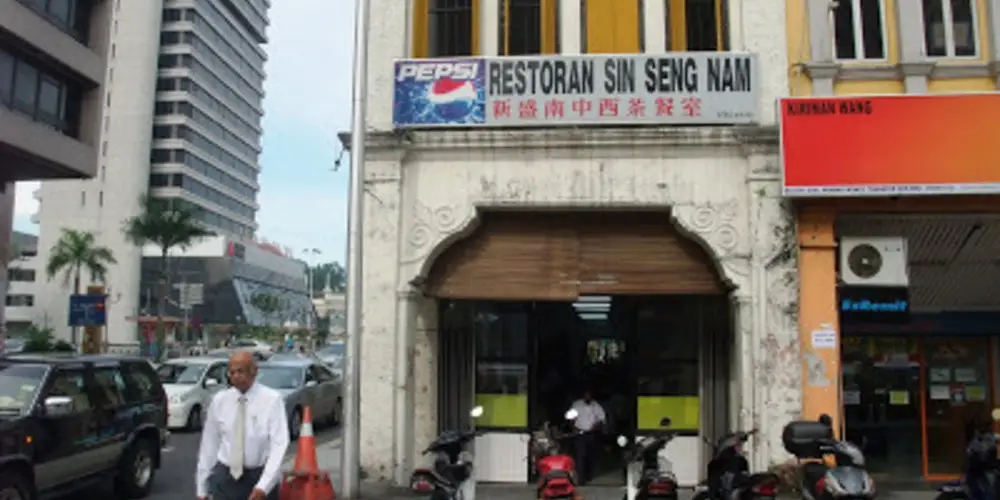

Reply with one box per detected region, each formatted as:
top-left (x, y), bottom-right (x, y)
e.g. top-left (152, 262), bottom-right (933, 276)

top-left (0, 0), bottom-right (113, 345)
top-left (31, 0), bottom-right (270, 344)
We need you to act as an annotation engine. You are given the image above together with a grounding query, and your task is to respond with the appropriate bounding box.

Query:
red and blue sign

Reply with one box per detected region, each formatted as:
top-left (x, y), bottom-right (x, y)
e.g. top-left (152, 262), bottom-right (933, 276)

top-left (393, 58), bottom-right (485, 127)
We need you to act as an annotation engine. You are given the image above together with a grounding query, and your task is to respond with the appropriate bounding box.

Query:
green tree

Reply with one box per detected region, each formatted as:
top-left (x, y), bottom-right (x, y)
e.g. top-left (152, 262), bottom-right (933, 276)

top-left (308, 262), bottom-right (347, 295)
top-left (250, 292), bottom-right (284, 327)
top-left (122, 196), bottom-right (213, 361)
top-left (44, 229), bottom-right (116, 347)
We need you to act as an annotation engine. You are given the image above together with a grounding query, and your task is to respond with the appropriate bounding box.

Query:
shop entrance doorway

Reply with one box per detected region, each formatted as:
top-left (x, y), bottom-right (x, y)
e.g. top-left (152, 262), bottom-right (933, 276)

top-left (439, 295), bottom-right (730, 484)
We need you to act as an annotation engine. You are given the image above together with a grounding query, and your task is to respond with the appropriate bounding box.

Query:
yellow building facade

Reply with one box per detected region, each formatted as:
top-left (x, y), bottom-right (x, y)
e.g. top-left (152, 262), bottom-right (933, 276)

top-left (786, 0), bottom-right (1000, 481)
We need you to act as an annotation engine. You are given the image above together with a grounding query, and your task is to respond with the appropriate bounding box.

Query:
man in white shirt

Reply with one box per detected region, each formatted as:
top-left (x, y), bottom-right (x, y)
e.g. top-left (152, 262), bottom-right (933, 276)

top-left (197, 351), bottom-right (290, 500)
top-left (570, 388), bottom-right (606, 485)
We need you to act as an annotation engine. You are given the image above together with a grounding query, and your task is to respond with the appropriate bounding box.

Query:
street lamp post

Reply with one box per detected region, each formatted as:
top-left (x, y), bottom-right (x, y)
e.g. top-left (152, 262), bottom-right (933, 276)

top-left (342, 0), bottom-right (370, 495)
top-left (302, 248), bottom-right (321, 331)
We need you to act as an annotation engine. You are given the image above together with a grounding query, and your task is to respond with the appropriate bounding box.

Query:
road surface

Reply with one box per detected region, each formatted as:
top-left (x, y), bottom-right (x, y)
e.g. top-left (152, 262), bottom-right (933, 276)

top-left (61, 424), bottom-right (341, 500)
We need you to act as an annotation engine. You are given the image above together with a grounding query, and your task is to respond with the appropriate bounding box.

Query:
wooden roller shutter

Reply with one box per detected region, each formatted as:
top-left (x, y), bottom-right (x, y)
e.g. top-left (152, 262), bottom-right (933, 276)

top-left (426, 211), bottom-right (725, 300)
top-left (577, 212), bottom-right (725, 295)
top-left (426, 212), bottom-right (579, 300)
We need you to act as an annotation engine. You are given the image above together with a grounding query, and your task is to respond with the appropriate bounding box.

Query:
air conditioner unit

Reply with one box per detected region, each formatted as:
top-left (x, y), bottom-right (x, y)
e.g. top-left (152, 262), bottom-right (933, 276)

top-left (839, 237), bottom-right (909, 287)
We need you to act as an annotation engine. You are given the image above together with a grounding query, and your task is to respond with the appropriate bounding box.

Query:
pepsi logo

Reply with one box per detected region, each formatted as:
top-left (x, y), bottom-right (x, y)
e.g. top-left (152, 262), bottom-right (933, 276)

top-left (395, 61), bottom-right (480, 82)
top-left (427, 77), bottom-right (477, 121)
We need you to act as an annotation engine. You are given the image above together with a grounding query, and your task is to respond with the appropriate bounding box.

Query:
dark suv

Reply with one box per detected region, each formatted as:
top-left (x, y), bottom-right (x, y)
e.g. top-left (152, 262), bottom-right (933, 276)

top-left (0, 354), bottom-right (169, 500)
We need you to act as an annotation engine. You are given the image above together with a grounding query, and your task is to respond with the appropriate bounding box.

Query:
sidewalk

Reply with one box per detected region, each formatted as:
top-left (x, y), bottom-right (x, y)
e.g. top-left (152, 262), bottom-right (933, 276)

top-left (283, 443), bottom-right (940, 499)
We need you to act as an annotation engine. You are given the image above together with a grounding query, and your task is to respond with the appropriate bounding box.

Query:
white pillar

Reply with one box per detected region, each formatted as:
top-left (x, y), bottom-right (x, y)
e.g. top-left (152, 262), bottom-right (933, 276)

top-left (0, 183), bottom-right (13, 355)
top-left (558, 0), bottom-right (581, 54)
top-left (643, 0), bottom-right (666, 53)
top-left (480, 0), bottom-right (499, 55)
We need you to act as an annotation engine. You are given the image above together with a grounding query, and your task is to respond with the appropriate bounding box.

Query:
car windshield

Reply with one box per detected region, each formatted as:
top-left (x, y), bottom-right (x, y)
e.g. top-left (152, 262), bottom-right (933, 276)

top-left (157, 363), bottom-right (207, 384)
top-left (0, 363), bottom-right (47, 415)
top-left (256, 366), bottom-right (303, 390)
top-left (317, 344), bottom-right (343, 357)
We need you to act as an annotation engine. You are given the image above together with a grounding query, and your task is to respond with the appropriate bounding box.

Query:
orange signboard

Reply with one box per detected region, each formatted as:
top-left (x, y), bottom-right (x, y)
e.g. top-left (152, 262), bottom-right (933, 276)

top-left (780, 93), bottom-right (1000, 197)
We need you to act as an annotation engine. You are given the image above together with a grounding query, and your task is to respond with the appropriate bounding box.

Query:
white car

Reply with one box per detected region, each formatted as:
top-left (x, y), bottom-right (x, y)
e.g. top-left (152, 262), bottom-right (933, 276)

top-left (157, 357), bottom-right (229, 430)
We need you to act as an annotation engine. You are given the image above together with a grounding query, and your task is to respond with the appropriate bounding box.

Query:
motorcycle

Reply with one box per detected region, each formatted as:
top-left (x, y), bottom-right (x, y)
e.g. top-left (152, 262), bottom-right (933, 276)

top-left (781, 415), bottom-right (875, 500)
top-left (532, 408), bottom-right (583, 500)
top-left (694, 428), bottom-right (779, 500)
top-left (936, 408), bottom-right (1000, 500)
top-left (410, 406), bottom-right (484, 500)
top-left (616, 416), bottom-right (679, 500)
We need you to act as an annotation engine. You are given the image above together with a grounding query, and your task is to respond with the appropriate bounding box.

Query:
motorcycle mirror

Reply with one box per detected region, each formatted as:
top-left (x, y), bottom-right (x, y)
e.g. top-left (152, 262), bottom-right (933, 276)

top-left (616, 435), bottom-right (628, 447)
top-left (470, 406), bottom-right (484, 418)
top-left (659, 417), bottom-right (671, 427)
top-left (565, 408), bottom-right (578, 420)
top-left (992, 408), bottom-right (1000, 422)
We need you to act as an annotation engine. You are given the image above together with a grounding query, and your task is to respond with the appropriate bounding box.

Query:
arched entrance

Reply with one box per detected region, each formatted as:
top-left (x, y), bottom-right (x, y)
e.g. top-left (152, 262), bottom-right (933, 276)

top-left (427, 211), bottom-right (732, 485)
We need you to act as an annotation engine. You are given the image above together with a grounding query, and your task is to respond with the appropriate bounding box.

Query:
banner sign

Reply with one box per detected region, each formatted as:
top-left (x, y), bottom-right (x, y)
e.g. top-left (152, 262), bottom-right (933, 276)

top-left (393, 53), bottom-right (760, 128)
top-left (781, 93), bottom-right (1000, 197)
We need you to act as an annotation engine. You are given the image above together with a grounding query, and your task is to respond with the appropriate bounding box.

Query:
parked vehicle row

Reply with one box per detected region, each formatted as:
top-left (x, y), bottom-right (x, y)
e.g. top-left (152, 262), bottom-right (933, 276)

top-left (410, 406), bottom-right (886, 500)
top-left (155, 354), bottom-right (343, 439)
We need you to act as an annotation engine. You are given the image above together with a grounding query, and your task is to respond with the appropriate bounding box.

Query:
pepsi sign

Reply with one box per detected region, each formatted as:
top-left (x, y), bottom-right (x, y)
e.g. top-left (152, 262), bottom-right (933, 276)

top-left (393, 59), bottom-right (486, 127)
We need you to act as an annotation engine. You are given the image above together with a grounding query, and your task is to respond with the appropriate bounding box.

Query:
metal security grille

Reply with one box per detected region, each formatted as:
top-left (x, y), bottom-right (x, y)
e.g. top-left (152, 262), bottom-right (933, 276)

top-left (499, 0), bottom-right (542, 55)
top-left (429, 0), bottom-right (474, 56)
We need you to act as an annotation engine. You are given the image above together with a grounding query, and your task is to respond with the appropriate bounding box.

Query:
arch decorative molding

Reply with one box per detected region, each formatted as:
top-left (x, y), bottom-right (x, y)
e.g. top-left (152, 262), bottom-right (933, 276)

top-left (400, 200), bottom-right (753, 293)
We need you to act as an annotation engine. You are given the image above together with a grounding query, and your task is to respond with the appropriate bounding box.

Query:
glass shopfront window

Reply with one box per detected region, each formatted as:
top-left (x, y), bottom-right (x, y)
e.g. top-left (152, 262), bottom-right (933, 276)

top-left (842, 335), bottom-right (995, 479)
top-left (634, 297), bottom-right (701, 431)
top-left (473, 303), bottom-right (529, 429)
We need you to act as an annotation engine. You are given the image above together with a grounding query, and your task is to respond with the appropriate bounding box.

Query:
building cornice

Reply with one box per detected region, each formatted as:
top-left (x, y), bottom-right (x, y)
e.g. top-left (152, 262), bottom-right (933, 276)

top-left (340, 125), bottom-right (779, 157)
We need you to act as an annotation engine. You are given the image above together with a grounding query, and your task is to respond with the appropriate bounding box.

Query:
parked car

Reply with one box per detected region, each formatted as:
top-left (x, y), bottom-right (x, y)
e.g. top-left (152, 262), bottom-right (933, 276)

top-left (255, 359), bottom-right (341, 439)
top-left (207, 338), bottom-right (274, 361)
top-left (0, 353), bottom-right (169, 500)
top-left (315, 343), bottom-right (344, 377)
top-left (156, 357), bottom-right (229, 431)
top-left (2, 338), bottom-right (25, 356)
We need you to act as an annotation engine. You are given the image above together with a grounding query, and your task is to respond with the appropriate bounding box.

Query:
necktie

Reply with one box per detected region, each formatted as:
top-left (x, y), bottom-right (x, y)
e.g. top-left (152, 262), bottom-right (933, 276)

top-left (230, 395), bottom-right (247, 479)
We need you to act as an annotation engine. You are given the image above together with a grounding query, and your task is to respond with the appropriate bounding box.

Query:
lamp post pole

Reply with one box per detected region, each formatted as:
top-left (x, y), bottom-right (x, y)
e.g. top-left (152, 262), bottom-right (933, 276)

top-left (303, 248), bottom-right (321, 331)
top-left (341, 0), bottom-right (370, 495)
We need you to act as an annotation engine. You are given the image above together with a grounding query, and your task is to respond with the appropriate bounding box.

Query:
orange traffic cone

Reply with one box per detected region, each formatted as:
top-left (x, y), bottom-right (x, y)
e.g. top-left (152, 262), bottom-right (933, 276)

top-left (280, 407), bottom-right (336, 500)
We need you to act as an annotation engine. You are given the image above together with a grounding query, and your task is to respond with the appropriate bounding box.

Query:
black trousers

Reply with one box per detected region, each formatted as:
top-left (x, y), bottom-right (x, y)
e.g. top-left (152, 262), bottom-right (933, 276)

top-left (573, 431), bottom-right (600, 484)
top-left (208, 462), bottom-right (280, 500)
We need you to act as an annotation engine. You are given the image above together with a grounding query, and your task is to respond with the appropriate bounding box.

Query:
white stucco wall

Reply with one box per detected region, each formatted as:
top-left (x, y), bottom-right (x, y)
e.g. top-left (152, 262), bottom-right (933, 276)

top-left (356, 127), bottom-right (801, 483)
top-left (355, 0), bottom-right (796, 485)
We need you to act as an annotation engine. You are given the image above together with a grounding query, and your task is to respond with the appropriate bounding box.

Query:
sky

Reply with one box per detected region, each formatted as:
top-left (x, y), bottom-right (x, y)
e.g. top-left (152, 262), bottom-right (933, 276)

top-left (12, 0), bottom-right (354, 265)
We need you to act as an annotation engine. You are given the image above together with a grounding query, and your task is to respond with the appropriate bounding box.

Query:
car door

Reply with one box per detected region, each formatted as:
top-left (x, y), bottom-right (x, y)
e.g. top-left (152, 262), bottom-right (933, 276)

top-left (308, 364), bottom-right (337, 418)
top-left (87, 364), bottom-right (134, 470)
top-left (201, 362), bottom-right (228, 407)
top-left (32, 366), bottom-right (101, 489)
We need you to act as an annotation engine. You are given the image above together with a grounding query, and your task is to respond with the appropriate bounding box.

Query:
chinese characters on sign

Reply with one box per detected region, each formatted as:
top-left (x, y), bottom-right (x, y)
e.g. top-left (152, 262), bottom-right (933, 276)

top-left (487, 53), bottom-right (757, 125)
top-left (391, 53), bottom-right (759, 128)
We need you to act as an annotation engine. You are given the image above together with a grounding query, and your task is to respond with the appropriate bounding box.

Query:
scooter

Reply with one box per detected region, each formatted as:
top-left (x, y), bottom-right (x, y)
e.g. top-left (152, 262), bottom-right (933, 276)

top-left (781, 415), bottom-right (875, 500)
top-left (936, 408), bottom-right (1000, 500)
top-left (694, 428), bottom-right (779, 500)
top-left (616, 417), bottom-right (679, 500)
top-left (411, 406), bottom-right (484, 500)
top-left (533, 408), bottom-right (583, 500)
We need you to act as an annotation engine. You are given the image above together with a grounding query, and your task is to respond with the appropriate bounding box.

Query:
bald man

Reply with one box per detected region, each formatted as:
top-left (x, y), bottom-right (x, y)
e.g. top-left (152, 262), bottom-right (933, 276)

top-left (196, 351), bottom-right (289, 500)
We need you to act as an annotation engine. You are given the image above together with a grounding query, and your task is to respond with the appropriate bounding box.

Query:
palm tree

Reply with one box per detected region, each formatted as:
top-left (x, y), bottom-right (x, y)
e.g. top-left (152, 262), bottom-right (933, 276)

top-left (122, 196), bottom-right (213, 360)
top-left (44, 229), bottom-right (117, 346)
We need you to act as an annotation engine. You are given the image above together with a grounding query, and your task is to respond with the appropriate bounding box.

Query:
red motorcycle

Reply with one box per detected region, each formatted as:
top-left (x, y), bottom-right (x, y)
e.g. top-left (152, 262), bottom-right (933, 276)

top-left (532, 409), bottom-right (583, 500)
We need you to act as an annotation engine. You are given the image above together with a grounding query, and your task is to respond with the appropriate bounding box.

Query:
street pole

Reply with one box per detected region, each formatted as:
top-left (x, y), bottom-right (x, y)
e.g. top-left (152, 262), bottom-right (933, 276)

top-left (341, 0), bottom-right (369, 495)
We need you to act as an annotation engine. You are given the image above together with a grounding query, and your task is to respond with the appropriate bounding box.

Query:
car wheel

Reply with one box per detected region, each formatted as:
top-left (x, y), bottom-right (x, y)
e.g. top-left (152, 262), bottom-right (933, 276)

top-left (0, 470), bottom-right (32, 500)
top-left (289, 407), bottom-right (302, 440)
top-left (186, 405), bottom-right (203, 432)
top-left (116, 437), bottom-right (157, 499)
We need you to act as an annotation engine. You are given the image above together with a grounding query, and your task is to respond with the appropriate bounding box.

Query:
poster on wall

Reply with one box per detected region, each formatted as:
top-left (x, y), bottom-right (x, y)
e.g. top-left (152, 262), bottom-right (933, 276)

top-left (843, 390), bottom-right (860, 405)
top-left (929, 367), bottom-right (951, 383)
top-left (889, 390), bottom-right (910, 405)
top-left (951, 387), bottom-right (966, 406)
top-left (954, 368), bottom-right (978, 383)
top-left (966, 385), bottom-right (987, 402)
top-left (811, 327), bottom-right (837, 349)
top-left (930, 385), bottom-right (950, 400)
